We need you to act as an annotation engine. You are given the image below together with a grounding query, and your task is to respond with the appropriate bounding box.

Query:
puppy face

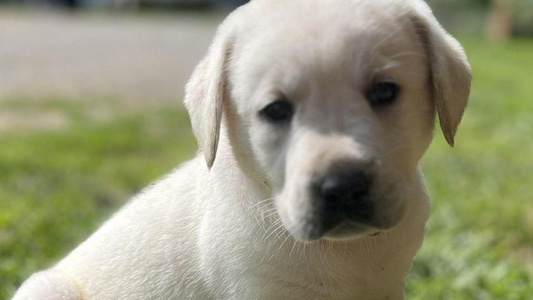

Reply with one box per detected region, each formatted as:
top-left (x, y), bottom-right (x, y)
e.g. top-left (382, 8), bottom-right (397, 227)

top-left (186, 0), bottom-right (470, 242)
top-left (227, 1), bottom-right (434, 241)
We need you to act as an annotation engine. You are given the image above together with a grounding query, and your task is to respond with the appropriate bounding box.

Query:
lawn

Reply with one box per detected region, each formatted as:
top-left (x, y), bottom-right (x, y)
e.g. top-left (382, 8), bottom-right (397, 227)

top-left (1, 37), bottom-right (532, 299)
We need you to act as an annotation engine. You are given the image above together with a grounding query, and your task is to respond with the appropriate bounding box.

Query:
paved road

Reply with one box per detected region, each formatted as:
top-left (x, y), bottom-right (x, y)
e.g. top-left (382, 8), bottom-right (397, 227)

top-left (0, 10), bottom-right (223, 102)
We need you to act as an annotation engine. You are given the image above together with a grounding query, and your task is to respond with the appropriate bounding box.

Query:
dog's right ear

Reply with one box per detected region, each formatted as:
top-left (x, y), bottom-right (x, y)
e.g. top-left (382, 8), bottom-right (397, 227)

top-left (185, 27), bottom-right (233, 169)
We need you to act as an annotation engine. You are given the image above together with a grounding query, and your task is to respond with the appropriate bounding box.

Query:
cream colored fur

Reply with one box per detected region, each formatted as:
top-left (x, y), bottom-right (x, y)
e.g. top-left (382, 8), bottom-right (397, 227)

top-left (13, 0), bottom-right (470, 299)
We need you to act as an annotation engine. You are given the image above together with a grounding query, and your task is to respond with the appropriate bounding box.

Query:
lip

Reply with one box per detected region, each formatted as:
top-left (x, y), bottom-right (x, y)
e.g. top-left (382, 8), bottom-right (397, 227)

top-left (320, 221), bottom-right (376, 240)
top-left (286, 219), bottom-right (385, 242)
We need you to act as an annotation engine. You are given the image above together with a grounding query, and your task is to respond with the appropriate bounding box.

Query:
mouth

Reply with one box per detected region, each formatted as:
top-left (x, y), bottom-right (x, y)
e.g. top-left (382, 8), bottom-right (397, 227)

top-left (287, 219), bottom-right (385, 242)
top-left (279, 195), bottom-right (403, 242)
top-left (275, 165), bottom-right (406, 242)
top-left (324, 221), bottom-right (379, 240)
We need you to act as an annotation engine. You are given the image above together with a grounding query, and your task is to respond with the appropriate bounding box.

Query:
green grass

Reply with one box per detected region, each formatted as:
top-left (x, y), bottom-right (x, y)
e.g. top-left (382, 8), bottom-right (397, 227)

top-left (1, 37), bottom-right (532, 299)
top-left (0, 104), bottom-right (196, 298)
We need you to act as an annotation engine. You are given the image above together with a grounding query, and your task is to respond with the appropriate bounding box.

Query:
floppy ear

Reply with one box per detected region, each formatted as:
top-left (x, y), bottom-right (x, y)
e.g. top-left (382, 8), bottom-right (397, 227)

top-left (184, 28), bottom-right (233, 169)
top-left (409, 1), bottom-right (472, 146)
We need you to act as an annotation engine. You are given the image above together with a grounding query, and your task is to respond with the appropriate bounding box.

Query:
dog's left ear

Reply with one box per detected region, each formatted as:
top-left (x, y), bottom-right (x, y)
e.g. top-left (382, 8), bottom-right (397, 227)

top-left (184, 26), bottom-right (233, 169)
top-left (409, 1), bottom-right (472, 146)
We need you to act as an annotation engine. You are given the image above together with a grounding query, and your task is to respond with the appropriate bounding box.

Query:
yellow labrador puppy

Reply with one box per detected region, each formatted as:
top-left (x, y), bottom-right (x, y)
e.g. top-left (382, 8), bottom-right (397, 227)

top-left (13, 0), bottom-right (470, 299)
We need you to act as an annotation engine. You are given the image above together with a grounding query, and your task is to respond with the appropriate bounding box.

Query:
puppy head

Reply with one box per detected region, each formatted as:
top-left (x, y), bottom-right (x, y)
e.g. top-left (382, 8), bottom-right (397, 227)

top-left (185, 0), bottom-right (471, 241)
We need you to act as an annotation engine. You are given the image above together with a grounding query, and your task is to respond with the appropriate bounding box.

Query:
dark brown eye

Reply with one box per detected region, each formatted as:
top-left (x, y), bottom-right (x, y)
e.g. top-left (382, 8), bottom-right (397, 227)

top-left (260, 99), bottom-right (294, 123)
top-left (367, 82), bottom-right (400, 107)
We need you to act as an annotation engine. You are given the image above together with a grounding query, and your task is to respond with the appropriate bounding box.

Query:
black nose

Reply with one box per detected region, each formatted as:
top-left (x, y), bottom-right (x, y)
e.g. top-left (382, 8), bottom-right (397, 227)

top-left (311, 160), bottom-right (375, 232)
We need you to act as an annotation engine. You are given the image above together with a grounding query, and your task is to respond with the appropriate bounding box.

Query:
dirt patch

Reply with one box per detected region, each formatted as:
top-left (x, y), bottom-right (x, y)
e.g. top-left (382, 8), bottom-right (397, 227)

top-left (512, 247), bottom-right (533, 272)
top-left (0, 111), bottom-right (69, 134)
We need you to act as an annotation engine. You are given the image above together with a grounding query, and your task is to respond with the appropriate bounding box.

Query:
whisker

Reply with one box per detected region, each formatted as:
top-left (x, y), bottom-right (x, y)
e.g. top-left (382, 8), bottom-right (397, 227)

top-left (262, 220), bottom-right (285, 244)
top-left (250, 197), bottom-right (274, 211)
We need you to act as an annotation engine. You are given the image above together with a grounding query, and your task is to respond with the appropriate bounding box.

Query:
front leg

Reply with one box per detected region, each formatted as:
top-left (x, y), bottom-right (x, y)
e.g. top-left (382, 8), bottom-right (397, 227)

top-left (12, 270), bottom-right (82, 300)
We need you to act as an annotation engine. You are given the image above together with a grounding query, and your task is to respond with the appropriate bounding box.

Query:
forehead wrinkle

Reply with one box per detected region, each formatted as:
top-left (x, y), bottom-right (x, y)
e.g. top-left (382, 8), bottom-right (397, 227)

top-left (373, 60), bottom-right (402, 75)
top-left (371, 54), bottom-right (406, 79)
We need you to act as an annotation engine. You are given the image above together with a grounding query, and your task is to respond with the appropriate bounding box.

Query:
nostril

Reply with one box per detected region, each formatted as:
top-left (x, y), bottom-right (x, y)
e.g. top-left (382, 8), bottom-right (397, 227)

top-left (320, 177), bottom-right (350, 202)
top-left (350, 173), bottom-right (372, 198)
top-left (316, 171), bottom-right (372, 204)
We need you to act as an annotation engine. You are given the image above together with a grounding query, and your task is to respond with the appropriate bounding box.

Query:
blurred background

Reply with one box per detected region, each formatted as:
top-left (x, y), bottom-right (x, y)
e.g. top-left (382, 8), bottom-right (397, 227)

top-left (0, 0), bottom-right (532, 299)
